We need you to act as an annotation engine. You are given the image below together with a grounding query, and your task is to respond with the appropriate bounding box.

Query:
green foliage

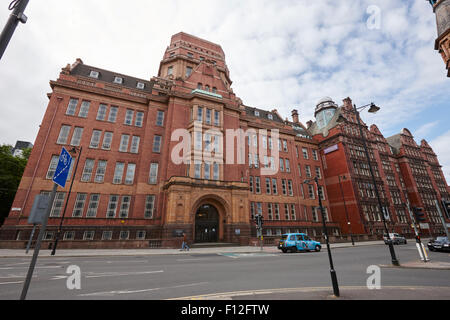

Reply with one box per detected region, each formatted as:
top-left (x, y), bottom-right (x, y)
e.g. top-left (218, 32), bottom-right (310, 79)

top-left (0, 144), bottom-right (30, 225)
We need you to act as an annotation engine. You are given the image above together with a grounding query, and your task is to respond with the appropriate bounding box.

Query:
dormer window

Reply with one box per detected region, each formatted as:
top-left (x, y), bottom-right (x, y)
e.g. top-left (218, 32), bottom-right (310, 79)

top-left (136, 82), bottom-right (145, 90)
top-left (268, 114), bottom-right (273, 120)
top-left (255, 111), bottom-right (260, 117)
top-left (114, 77), bottom-right (123, 84)
top-left (205, 85), bottom-right (210, 92)
top-left (197, 83), bottom-right (202, 90)
top-left (89, 70), bottom-right (99, 79)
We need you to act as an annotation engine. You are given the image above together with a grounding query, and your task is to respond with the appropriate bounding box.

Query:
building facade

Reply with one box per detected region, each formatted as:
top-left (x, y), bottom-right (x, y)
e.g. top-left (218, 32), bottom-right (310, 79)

top-left (309, 96), bottom-right (450, 238)
top-left (0, 33), bottom-right (338, 249)
top-left (428, 0), bottom-right (450, 77)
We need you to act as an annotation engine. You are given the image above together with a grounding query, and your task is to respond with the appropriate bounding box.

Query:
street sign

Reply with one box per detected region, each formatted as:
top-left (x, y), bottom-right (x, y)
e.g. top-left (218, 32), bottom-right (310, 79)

top-left (52, 147), bottom-right (73, 188)
top-left (27, 194), bottom-right (49, 225)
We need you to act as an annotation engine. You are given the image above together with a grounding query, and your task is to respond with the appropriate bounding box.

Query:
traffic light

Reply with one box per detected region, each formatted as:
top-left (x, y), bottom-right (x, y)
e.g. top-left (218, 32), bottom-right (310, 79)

top-left (442, 200), bottom-right (450, 219)
top-left (412, 207), bottom-right (426, 223)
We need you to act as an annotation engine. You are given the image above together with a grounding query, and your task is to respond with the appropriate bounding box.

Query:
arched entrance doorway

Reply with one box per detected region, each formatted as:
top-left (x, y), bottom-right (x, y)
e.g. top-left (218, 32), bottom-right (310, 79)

top-left (195, 204), bottom-right (219, 243)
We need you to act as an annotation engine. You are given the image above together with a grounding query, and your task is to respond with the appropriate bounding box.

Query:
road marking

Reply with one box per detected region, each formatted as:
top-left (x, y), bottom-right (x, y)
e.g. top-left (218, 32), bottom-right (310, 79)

top-left (85, 270), bottom-right (164, 279)
top-left (0, 281), bottom-right (23, 285)
top-left (78, 282), bottom-right (208, 297)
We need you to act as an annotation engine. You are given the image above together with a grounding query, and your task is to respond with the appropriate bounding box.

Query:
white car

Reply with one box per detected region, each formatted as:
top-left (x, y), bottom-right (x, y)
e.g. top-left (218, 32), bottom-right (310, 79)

top-left (383, 233), bottom-right (407, 245)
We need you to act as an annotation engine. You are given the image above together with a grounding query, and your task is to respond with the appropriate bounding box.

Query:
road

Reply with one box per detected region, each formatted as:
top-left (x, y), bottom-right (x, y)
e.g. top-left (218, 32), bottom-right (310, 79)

top-left (0, 242), bottom-right (449, 300)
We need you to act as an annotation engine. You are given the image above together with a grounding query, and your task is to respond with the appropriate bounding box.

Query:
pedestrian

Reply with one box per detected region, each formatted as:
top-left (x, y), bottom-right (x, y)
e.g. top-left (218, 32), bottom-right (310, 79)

top-left (180, 232), bottom-right (190, 251)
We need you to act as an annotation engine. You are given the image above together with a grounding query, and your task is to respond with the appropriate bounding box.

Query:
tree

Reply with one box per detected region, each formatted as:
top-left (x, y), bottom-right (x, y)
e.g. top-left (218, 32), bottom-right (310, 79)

top-left (0, 145), bottom-right (31, 226)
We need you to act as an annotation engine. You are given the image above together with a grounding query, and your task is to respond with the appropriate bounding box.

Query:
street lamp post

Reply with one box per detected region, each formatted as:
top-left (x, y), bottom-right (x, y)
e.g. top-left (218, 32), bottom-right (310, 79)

top-left (51, 146), bottom-right (82, 256)
top-left (349, 103), bottom-right (400, 266)
top-left (338, 175), bottom-right (355, 245)
top-left (305, 176), bottom-right (340, 297)
top-left (0, 0), bottom-right (30, 60)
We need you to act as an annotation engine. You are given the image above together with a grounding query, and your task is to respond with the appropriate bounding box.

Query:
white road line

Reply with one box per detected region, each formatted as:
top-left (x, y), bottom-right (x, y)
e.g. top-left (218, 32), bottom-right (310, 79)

top-left (85, 270), bottom-right (164, 279)
top-left (0, 281), bottom-right (23, 285)
top-left (78, 282), bottom-right (209, 297)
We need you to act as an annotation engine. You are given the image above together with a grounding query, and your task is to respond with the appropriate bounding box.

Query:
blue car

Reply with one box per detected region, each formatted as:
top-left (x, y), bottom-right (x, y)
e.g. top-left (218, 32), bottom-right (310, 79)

top-left (278, 233), bottom-right (322, 253)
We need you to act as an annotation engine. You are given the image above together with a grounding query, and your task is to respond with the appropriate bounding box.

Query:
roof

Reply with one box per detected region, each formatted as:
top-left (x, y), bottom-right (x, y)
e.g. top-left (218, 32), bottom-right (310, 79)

top-left (70, 62), bottom-right (154, 93)
top-left (244, 106), bottom-right (284, 123)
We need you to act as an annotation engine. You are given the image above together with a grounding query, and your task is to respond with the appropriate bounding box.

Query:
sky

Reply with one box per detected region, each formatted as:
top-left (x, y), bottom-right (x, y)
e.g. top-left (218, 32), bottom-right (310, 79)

top-left (0, 0), bottom-right (449, 181)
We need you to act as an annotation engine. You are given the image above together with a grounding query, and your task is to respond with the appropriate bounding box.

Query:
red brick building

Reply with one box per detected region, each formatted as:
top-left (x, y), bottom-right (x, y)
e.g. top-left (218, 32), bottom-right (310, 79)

top-left (309, 96), bottom-right (450, 238)
top-left (0, 32), bottom-right (339, 249)
top-left (1, 32), bottom-right (448, 249)
top-left (428, 0), bottom-right (450, 77)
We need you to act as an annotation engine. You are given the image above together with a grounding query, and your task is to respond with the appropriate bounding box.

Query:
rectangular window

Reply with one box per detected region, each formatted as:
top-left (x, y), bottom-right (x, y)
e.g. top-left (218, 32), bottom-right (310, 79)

top-left (156, 111), bottom-right (164, 126)
top-left (255, 177), bottom-right (261, 194)
top-left (119, 196), bottom-right (131, 218)
top-left (214, 110), bottom-right (220, 126)
top-left (113, 162), bottom-right (125, 184)
top-left (42, 191), bottom-right (65, 218)
top-left (63, 231), bottom-right (75, 240)
top-left (70, 127), bottom-right (83, 146)
top-left (149, 163), bottom-right (158, 184)
top-left (153, 135), bottom-right (162, 153)
top-left (315, 167), bottom-right (322, 179)
top-left (272, 178), bottom-right (278, 195)
top-left (213, 163), bottom-right (219, 180)
top-left (282, 179), bottom-right (287, 195)
top-left (279, 158), bottom-right (284, 172)
top-left (130, 136), bottom-right (140, 154)
top-left (285, 159), bottom-right (291, 173)
top-left (249, 176), bottom-right (253, 193)
top-left (283, 140), bottom-right (288, 152)
top-left (108, 106), bottom-right (118, 123)
top-left (125, 163), bottom-right (136, 185)
top-left (302, 148), bottom-right (309, 159)
top-left (194, 162), bottom-right (201, 179)
top-left (145, 195), bottom-right (156, 219)
top-left (206, 109), bottom-right (211, 125)
top-left (46, 155), bottom-right (59, 179)
top-left (274, 203), bottom-right (280, 220)
top-left (97, 104), bottom-right (108, 121)
top-left (120, 231), bottom-right (130, 240)
top-left (312, 150), bottom-right (319, 161)
top-left (167, 66), bottom-right (173, 76)
top-left (291, 204), bottom-right (296, 220)
top-left (102, 231), bottom-right (113, 240)
top-left (94, 160), bottom-right (107, 183)
top-left (204, 162), bottom-right (211, 180)
top-left (288, 180), bottom-right (294, 196)
top-left (66, 98), bottom-right (78, 115)
top-left (250, 202), bottom-right (255, 220)
top-left (106, 195), bottom-right (119, 218)
top-left (119, 134), bottom-right (130, 152)
top-left (268, 203), bottom-right (273, 220)
top-left (186, 66), bottom-right (192, 77)
top-left (72, 193), bottom-right (87, 217)
top-left (298, 164), bottom-right (302, 177)
top-left (78, 101), bottom-right (91, 118)
top-left (83, 231), bottom-right (95, 240)
top-left (86, 194), bottom-right (100, 217)
top-left (102, 132), bottom-right (113, 150)
top-left (197, 107), bottom-right (203, 122)
top-left (81, 159), bottom-right (95, 182)
top-left (124, 109), bottom-right (134, 125)
top-left (90, 130), bottom-right (102, 148)
top-left (284, 204), bottom-right (290, 220)
top-left (266, 178), bottom-right (271, 194)
top-left (305, 165), bottom-right (312, 178)
top-left (135, 111), bottom-right (144, 127)
top-left (308, 184), bottom-right (315, 199)
top-left (136, 231), bottom-right (146, 240)
top-left (57, 125), bottom-right (71, 144)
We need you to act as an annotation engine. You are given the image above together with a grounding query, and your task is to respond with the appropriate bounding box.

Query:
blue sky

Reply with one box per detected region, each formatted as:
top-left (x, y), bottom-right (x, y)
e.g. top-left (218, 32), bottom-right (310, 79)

top-left (0, 0), bottom-right (448, 180)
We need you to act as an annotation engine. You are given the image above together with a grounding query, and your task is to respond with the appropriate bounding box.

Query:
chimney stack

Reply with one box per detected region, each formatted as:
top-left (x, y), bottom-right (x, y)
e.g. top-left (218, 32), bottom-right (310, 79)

top-left (292, 109), bottom-right (299, 123)
top-left (343, 97), bottom-right (353, 110)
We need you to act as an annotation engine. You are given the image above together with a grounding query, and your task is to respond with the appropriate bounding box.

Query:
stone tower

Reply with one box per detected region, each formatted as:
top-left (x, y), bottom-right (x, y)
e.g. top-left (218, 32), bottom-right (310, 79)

top-left (428, 0), bottom-right (450, 77)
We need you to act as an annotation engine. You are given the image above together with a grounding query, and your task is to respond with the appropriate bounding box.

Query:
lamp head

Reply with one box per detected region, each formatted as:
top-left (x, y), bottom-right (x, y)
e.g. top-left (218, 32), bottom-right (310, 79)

top-left (368, 103), bottom-right (380, 114)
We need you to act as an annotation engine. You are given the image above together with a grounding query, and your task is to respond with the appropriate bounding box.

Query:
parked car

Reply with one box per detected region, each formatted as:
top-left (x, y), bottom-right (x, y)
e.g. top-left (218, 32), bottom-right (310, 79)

top-left (427, 236), bottom-right (450, 252)
top-left (383, 233), bottom-right (407, 245)
top-left (278, 233), bottom-right (321, 253)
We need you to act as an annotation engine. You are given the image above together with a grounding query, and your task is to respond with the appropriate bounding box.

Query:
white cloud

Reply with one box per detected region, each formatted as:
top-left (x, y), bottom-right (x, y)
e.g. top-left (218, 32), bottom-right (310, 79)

top-left (430, 131), bottom-right (450, 183)
top-left (0, 0), bottom-right (448, 180)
